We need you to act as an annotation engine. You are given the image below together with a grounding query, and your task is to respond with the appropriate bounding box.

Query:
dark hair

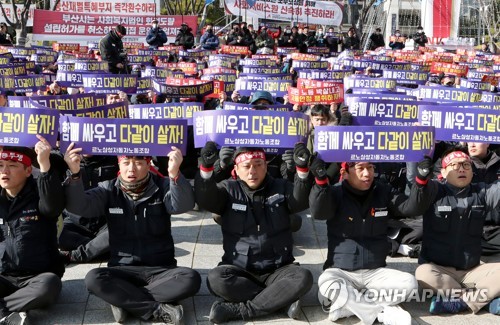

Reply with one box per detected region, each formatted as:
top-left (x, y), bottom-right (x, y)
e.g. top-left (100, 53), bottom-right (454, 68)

top-left (310, 104), bottom-right (330, 117)
top-left (115, 25), bottom-right (127, 36)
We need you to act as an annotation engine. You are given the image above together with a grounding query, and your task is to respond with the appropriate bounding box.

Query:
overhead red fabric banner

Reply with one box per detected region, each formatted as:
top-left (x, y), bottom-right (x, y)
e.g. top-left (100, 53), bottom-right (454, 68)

top-left (433, 0), bottom-right (452, 38)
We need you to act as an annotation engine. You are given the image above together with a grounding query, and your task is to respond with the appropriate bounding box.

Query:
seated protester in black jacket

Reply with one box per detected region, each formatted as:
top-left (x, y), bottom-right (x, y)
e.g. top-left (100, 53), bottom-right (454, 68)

top-left (63, 145), bottom-right (201, 324)
top-left (467, 142), bottom-right (500, 262)
top-left (195, 142), bottom-right (313, 323)
top-left (413, 150), bottom-right (500, 316)
top-left (0, 137), bottom-right (66, 324)
top-left (309, 158), bottom-right (425, 325)
top-left (58, 155), bottom-right (118, 263)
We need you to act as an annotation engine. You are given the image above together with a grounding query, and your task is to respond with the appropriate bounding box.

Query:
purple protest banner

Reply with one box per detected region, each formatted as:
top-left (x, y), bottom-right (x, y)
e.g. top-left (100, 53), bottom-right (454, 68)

top-left (418, 105), bottom-right (500, 143)
top-left (0, 76), bottom-right (15, 92)
top-left (438, 101), bottom-right (500, 110)
top-left (0, 65), bottom-right (14, 77)
top-left (30, 54), bottom-right (57, 65)
top-left (235, 79), bottom-right (291, 97)
top-left (0, 107), bottom-right (59, 146)
top-left (349, 99), bottom-right (434, 126)
top-left (240, 58), bottom-right (276, 66)
top-left (143, 66), bottom-right (174, 79)
top-left (13, 75), bottom-right (46, 93)
top-left (74, 60), bottom-right (109, 72)
top-left (82, 74), bottom-right (138, 94)
top-left (0, 54), bottom-right (11, 65)
top-left (59, 101), bottom-right (129, 118)
top-left (415, 85), bottom-right (482, 102)
top-left (459, 79), bottom-right (491, 91)
top-left (129, 102), bottom-right (203, 126)
top-left (369, 61), bottom-right (412, 72)
top-left (57, 63), bottom-right (75, 72)
top-left (136, 77), bottom-right (151, 94)
top-left (10, 62), bottom-right (27, 76)
top-left (238, 73), bottom-right (293, 81)
top-left (314, 126), bottom-right (435, 162)
top-left (59, 116), bottom-right (188, 156)
top-left (193, 110), bottom-right (309, 154)
top-left (480, 92), bottom-right (500, 103)
top-left (151, 78), bottom-right (213, 98)
top-left (291, 60), bottom-right (329, 70)
top-left (137, 49), bottom-right (172, 57)
top-left (242, 66), bottom-right (281, 74)
top-left (298, 69), bottom-right (351, 80)
top-left (127, 55), bottom-right (155, 66)
top-left (20, 93), bottom-right (102, 110)
top-left (56, 70), bottom-right (99, 87)
top-left (383, 70), bottom-right (429, 85)
top-left (343, 76), bottom-right (397, 92)
top-left (344, 93), bottom-right (417, 107)
top-left (222, 102), bottom-right (293, 112)
top-left (200, 73), bottom-right (237, 83)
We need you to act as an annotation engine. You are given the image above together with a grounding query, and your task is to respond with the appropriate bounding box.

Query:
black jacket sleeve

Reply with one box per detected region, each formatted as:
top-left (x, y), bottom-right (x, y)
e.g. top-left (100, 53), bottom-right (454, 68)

top-left (37, 169), bottom-right (65, 219)
top-left (194, 172), bottom-right (229, 215)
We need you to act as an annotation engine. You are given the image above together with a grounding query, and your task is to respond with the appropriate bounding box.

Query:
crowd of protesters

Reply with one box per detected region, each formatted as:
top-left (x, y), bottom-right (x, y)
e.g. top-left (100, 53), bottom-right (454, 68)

top-left (0, 20), bottom-right (498, 325)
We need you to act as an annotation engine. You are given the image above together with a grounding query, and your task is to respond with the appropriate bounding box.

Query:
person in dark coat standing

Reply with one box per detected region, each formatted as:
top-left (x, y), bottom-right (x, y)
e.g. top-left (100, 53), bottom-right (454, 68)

top-left (369, 28), bottom-right (385, 50)
top-left (146, 19), bottom-right (168, 49)
top-left (99, 25), bottom-right (128, 74)
top-left (174, 23), bottom-right (194, 50)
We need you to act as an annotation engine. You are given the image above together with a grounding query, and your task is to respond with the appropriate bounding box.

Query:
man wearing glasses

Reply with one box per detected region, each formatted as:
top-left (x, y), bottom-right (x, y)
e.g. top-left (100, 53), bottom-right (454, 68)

top-left (413, 149), bottom-right (500, 316)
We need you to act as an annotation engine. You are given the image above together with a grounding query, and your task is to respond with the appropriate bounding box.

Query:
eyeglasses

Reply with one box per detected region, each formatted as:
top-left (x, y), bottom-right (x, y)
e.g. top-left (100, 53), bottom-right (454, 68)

top-left (446, 161), bottom-right (472, 170)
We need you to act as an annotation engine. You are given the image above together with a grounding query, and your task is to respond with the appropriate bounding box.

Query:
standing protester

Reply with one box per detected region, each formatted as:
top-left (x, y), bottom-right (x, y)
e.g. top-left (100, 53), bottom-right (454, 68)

top-left (0, 23), bottom-right (12, 46)
top-left (195, 142), bottom-right (313, 323)
top-left (343, 28), bottom-right (361, 50)
top-left (369, 28), bottom-right (386, 50)
top-left (325, 27), bottom-right (340, 53)
top-left (146, 19), bottom-right (168, 49)
top-left (200, 24), bottom-right (220, 50)
top-left (63, 145), bottom-right (201, 324)
top-left (389, 30), bottom-right (406, 50)
top-left (174, 23), bottom-right (194, 50)
top-left (0, 138), bottom-right (66, 325)
top-left (99, 25), bottom-right (128, 74)
top-left (412, 26), bottom-right (428, 50)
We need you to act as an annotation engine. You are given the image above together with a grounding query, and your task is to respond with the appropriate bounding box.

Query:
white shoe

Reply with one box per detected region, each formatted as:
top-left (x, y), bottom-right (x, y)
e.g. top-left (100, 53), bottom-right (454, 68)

top-left (328, 307), bottom-right (354, 321)
top-left (377, 305), bottom-right (411, 325)
top-left (110, 305), bottom-right (128, 323)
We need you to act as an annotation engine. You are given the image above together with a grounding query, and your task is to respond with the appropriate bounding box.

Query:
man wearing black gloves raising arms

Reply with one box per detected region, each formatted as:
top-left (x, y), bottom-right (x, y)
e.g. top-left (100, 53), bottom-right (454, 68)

top-left (413, 150), bottom-right (500, 316)
top-left (195, 142), bottom-right (313, 323)
top-left (309, 157), bottom-right (424, 325)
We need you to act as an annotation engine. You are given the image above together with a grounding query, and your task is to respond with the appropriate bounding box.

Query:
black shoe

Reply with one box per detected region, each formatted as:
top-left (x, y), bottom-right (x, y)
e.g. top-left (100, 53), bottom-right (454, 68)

top-left (153, 303), bottom-right (183, 325)
top-left (110, 305), bottom-right (127, 323)
top-left (0, 311), bottom-right (30, 325)
top-left (209, 301), bottom-right (244, 324)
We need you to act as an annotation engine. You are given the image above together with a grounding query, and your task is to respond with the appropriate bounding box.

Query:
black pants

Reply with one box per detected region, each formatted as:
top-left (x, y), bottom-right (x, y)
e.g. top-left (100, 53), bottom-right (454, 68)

top-left (85, 265), bottom-right (201, 320)
top-left (0, 273), bottom-right (61, 312)
top-left (207, 264), bottom-right (313, 318)
top-left (59, 222), bottom-right (109, 262)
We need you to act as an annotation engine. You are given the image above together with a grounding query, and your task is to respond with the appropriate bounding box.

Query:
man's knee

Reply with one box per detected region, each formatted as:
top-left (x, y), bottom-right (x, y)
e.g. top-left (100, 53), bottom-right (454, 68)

top-left (84, 267), bottom-right (108, 293)
top-left (36, 273), bottom-right (62, 304)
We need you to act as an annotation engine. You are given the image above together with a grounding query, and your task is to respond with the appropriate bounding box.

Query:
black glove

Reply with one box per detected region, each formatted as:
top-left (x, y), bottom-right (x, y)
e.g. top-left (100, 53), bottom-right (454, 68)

top-left (219, 147), bottom-right (235, 169)
top-left (338, 112), bottom-right (353, 126)
top-left (200, 141), bottom-right (218, 169)
top-left (282, 150), bottom-right (295, 171)
top-left (310, 156), bottom-right (328, 181)
top-left (416, 156), bottom-right (433, 182)
top-left (293, 143), bottom-right (310, 169)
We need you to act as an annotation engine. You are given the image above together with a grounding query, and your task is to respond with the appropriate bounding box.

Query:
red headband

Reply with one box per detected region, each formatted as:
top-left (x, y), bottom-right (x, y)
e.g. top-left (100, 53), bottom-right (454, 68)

top-left (234, 151), bottom-right (266, 165)
top-left (0, 151), bottom-right (32, 167)
top-left (442, 151), bottom-right (470, 168)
